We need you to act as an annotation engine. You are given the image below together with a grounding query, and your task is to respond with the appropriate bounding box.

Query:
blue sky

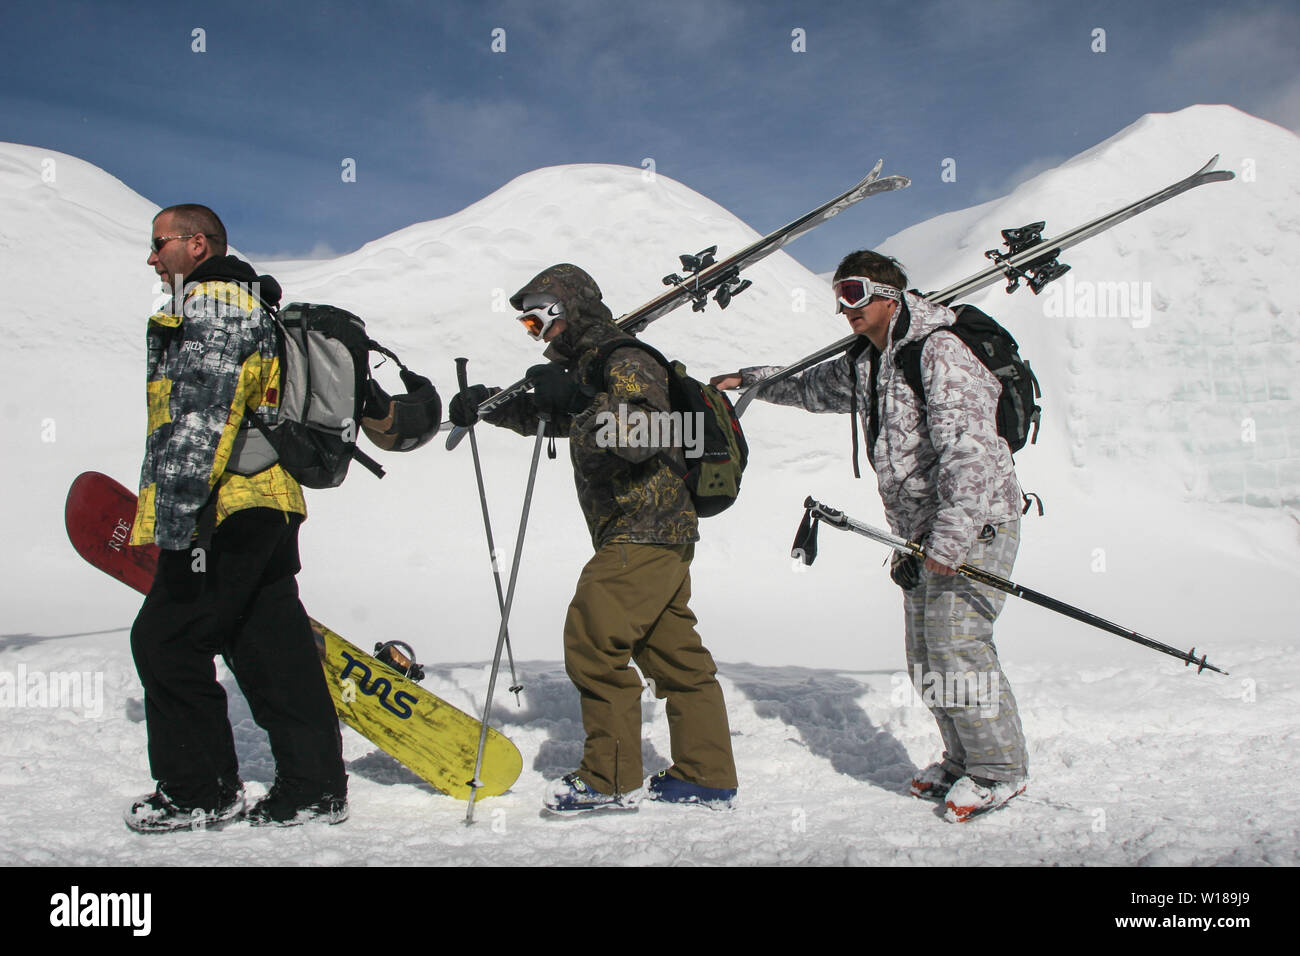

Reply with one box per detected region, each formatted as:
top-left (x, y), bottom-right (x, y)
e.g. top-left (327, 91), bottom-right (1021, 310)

top-left (2, 0), bottom-right (1297, 272)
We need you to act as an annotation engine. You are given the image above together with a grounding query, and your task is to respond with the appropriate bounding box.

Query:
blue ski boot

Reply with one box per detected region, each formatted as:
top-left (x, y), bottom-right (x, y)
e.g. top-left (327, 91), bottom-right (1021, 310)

top-left (542, 772), bottom-right (640, 814)
top-left (644, 769), bottom-right (736, 810)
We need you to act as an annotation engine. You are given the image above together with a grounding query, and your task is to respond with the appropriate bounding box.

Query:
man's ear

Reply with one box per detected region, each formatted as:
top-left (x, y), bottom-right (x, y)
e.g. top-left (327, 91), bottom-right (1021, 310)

top-left (190, 233), bottom-right (214, 264)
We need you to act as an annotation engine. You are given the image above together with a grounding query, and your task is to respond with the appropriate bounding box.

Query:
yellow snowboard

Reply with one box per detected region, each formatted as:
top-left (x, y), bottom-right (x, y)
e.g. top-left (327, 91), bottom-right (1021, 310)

top-left (313, 623), bottom-right (522, 799)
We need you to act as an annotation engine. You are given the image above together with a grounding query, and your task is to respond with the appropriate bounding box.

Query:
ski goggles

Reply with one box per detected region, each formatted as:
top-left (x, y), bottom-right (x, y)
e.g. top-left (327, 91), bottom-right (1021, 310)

top-left (832, 276), bottom-right (903, 313)
top-left (517, 295), bottom-right (564, 340)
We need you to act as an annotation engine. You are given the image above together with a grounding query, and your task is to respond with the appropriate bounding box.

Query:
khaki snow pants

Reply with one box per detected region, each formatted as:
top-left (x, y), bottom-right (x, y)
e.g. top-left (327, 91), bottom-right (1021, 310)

top-left (563, 541), bottom-right (738, 795)
top-left (903, 519), bottom-right (1028, 783)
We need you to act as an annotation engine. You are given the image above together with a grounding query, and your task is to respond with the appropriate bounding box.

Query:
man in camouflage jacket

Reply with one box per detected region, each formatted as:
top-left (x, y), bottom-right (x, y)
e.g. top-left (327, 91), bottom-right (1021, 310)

top-left (125, 205), bottom-right (346, 832)
top-left (450, 264), bottom-right (738, 810)
top-left (717, 250), bottom-right (1028, 813)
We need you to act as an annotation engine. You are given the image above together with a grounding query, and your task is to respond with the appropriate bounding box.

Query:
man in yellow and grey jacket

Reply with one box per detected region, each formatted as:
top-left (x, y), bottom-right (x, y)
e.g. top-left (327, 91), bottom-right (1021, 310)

top-left (124, 204), bottom-right (346, 832)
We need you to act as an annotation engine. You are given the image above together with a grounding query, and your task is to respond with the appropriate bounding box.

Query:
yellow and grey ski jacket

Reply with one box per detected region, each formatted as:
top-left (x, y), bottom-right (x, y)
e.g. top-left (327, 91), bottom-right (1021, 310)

top-left (131, 255), bottom-right (305, 551)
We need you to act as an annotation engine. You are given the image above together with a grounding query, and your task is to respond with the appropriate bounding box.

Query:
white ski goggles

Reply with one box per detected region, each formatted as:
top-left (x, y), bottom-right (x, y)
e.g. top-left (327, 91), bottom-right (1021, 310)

top-left (517, 295), bottom-right (564, 340)
top-left (833, 276), bottom-right (903, 313)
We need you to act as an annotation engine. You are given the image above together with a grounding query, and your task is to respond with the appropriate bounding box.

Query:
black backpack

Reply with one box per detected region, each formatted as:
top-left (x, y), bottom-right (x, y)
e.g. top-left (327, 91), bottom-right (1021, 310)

top-left (588, 339), bottom-right (748, 517)
top-left (864, 303), bottom-right (1041, 459)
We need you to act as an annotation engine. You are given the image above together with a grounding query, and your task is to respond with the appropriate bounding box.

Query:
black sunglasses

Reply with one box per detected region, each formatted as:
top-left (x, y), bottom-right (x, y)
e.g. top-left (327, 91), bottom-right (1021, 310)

top-left (149, 233), bottom-right (222, 254)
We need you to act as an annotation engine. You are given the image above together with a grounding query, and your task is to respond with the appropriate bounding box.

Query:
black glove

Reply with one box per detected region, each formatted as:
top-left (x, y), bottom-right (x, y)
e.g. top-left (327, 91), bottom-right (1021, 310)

top-left (890, 552), bottom-right (921, 591)
top-left (158, 547), bottom-right (203, 602)
top-left (449, 384), bottom-right (491, 427)
top-left (528, 363), bottom-right (595, 419)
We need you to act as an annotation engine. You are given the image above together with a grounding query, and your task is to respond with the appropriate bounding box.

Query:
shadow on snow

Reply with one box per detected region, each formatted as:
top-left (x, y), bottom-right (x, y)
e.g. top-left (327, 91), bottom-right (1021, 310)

top-left (723, 662), bottom-right (916, 791)
top-left (122, 658), bottom-right (915, 797)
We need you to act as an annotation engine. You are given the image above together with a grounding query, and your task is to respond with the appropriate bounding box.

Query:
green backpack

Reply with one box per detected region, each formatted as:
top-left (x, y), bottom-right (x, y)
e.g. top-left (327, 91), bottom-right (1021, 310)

top-left (589, 339), bottom-right (748, 517)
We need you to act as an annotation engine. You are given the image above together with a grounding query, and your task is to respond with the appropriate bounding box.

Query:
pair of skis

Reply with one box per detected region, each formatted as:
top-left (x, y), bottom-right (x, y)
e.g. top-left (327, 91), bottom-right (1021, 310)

top-left (733, 155), bottom-right (1235, 417)
top-left (444, 159), bottom-right (913, 447)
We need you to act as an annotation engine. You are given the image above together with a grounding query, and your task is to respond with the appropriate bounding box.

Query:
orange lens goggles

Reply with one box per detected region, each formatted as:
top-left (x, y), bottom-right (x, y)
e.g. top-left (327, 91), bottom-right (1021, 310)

top-left (517, 302), bottom-right (562, 340)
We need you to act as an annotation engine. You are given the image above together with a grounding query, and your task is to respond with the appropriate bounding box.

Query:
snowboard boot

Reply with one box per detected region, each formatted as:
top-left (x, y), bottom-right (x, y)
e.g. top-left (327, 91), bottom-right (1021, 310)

top-left (542, 772), bottom-right (640, 814)
top-left (909, 763), bottom-right (961, 801)
top-left (643, 768), bottom-right (737, 810)
top-left (943, 775), bottom-right (1026, 823)
top-left (124, 779), bottom-right (245, 833)
top-left (248, 782), bottom-right (349, 827)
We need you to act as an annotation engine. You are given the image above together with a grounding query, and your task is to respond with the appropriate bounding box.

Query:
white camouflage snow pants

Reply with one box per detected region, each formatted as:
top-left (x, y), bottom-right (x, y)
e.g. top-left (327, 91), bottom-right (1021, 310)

top-left (904, 518), bottom-right (1027, 782)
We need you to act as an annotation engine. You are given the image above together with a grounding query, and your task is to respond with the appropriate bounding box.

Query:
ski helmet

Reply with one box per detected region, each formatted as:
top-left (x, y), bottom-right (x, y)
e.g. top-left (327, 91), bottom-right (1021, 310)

top-left (361, 367), bottom-right (442, 452)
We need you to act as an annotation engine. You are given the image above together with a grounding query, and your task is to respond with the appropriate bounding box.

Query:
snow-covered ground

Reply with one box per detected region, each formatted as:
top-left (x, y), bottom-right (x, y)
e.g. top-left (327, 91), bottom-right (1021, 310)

top-left (1, 104), bottom-right (1297, 866)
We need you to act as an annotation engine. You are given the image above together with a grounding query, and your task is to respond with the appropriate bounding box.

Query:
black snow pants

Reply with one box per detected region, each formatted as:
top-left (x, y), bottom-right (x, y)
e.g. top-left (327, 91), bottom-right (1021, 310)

top-left (130, 508), bottom-right (345, 807)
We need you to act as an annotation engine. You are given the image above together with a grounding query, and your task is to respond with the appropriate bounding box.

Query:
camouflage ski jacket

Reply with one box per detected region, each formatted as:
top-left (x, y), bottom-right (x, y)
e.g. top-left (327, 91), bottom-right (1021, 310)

top-left (131, 255), bottom-right (305, 551)
top-left (741, 292), bottom-right (1021, 567)
top-left (483, 264), bottom-right (698, 550)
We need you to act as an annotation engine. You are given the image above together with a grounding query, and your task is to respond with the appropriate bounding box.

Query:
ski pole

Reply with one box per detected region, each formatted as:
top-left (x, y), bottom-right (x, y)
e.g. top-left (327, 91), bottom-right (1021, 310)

top-left (466, 418), bottom-right (547, 824)
top-left (455, 358), bottom-right (522, 704)
top-left (792, 496), bottom-right (1228, 676)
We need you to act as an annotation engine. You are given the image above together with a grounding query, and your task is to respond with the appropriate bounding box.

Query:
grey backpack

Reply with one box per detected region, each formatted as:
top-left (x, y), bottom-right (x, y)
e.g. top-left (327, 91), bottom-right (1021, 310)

top-left (228, 302), bottom-right (388, 488)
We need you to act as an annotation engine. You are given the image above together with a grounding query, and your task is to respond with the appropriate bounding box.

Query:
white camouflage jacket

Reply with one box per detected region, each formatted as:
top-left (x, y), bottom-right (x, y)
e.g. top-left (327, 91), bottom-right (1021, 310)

top-left (741, 292), bottom-right (1022, 567)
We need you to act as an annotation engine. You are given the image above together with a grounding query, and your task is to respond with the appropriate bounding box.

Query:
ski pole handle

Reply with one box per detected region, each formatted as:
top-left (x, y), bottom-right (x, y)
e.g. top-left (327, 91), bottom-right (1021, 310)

top-left (447, 358), bottom-right (475, 450)
top-left (791, 503), bottom-right (820, 566)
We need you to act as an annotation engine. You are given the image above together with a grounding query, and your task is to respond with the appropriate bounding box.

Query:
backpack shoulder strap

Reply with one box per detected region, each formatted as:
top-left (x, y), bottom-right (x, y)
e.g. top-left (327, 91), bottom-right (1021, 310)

top-left (896, 305), bottom-right (978, 407)
top-left (586, 337), bottom-right (694, 478)
top-left (588, 337), bottom-right (672, 391)
top-left (896, 336), bottom-right (930, 407)
top-left (846, 337), bottom-right (877, 479)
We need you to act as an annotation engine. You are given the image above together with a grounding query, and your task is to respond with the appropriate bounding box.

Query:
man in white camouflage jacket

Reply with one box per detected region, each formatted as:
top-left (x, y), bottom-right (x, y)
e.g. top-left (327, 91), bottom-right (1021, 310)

top-left (713, 250), bottom-right (1028, 821)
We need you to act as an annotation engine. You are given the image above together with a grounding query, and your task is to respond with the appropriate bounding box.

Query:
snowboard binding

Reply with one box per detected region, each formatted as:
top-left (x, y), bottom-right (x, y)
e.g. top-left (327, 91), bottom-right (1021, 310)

top-left (373, 640), bottom-right (425, 681)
